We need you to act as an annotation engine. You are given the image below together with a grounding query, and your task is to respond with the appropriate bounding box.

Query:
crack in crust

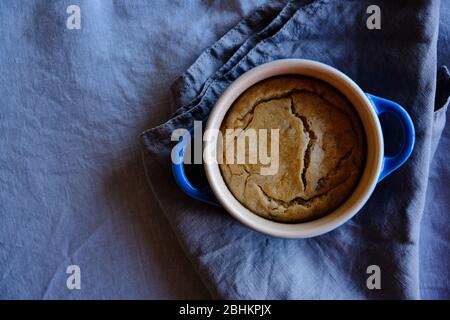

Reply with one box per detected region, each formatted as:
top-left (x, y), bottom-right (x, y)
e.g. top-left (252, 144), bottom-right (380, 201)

top-left (289, 96), bottom-right (316, 191)
top-left (234, 89), bottom-right (316, 129)
top-left (256, 174), bottom-right (350, 211)
top-left (315, 147), bottom-right (354, 192)
top-left (234, 88), bottom-right (354, 129)
top-left (233, 94), bottom-right (319, 192)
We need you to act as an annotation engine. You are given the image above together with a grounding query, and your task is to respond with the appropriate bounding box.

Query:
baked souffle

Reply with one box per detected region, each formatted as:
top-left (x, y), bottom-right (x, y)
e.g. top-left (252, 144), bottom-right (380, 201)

top-left (219, 76), bottom-right (366, 223)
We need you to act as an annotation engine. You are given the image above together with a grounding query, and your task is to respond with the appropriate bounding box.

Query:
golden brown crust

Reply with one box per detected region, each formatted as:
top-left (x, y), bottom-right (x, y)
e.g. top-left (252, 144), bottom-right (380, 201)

top-left (220, 76), bottom-right (366, 223)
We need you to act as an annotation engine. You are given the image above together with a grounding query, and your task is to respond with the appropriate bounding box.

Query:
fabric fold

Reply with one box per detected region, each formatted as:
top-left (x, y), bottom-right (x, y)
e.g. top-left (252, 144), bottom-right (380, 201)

top-left (141, 0), bottom-right (447, 299)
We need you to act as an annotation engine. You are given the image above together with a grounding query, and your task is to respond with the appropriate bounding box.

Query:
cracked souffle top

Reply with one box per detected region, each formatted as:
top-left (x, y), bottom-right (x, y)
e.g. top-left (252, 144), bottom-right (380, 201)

top-left (219, 76), bottom-right (366, 223)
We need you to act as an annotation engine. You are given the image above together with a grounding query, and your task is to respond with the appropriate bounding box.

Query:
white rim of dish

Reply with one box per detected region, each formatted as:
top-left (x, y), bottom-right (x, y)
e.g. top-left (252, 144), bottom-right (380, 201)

top-left (203, 59), bottom-right (383, 238)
